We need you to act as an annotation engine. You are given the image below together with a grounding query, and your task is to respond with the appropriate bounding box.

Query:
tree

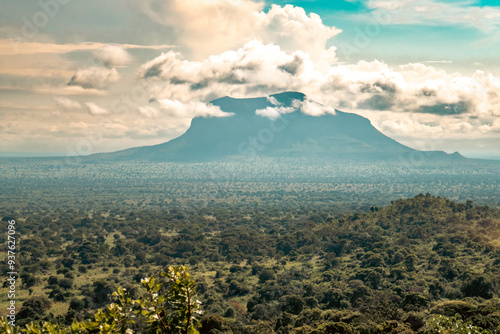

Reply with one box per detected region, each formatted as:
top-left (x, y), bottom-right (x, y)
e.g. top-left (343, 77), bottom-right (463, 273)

top-left (1, 266), bottom-right (202, 334)
top-left (461, 276), bottom-right (494, 299)
top-left (312, 322), bottom-right (357, 334)
top-left (424, 314), bottom-right (490, 334)
top-left (15, 296), bottom-right (52, 327)
top-left (20, 273), bottom-right (36, 289)
top-left (279, 295), bottom-right (305, 315)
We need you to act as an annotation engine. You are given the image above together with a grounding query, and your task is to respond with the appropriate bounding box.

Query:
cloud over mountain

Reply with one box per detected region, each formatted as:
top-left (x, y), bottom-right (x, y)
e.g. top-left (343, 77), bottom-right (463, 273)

top-left (137, 41), bottom-right (498, 121)
top-left (157, 100), bottom-right (232, 119)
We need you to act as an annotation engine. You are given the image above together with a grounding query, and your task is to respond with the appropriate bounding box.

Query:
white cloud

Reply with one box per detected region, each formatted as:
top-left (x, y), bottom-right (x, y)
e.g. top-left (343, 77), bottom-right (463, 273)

top-left (68, 67), bottom-right (120, 89)
top-left (267, 96), bottom-right (280, 106)
top-left (255, 99), bottom-right (335, 119)
top-left (138, 39), bottom-right (500, 124)
top-left (0, 39), bottom-right (175, 56)
top-left (136, 1), bottom-right (340, 60)
top-left (479, 118), bottom-right (500, 133)
top-left (54, 97), bottom-right (82, 110)
top-left (256, 105), bottom-right (295, 120)
top-left (256, 5), bottom-right (341, 62)
top-left (157, 100), bottom-right (233, 118)
top-left (299, 99), bottom-right (336, 116)
top-left (139, 41), bottom-right (322, 102)
top-left (93, 45), bottom-right (132, 67)
top-left (86, 102), bottom-right (109, 115)
top-left (138, 106), bottom-right (160, 118)
top-left (367, 0), bottom-right (500, 32)
top-left (34, 85), bottom-right (109, 96)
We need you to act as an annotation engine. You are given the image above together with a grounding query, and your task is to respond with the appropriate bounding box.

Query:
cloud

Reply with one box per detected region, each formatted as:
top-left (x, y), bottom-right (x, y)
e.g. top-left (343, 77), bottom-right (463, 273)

top-left (0, 39), bottom-right (175, 56)
top-left (256, 98), bottom-right (335, 119)
top-left (256, 105), bottom-right (295, 120)
top-left (137, 40), bottom-right (500, 123)
top-left (55, 97), bottom-right (82, 110)
top-left (101, 122), bottom-right (129, 137)
top-left (267, 96), bottom-right (280, 106)
top-left (136, 1), bottom-right (340, 60)
top-left (479, 118), bottom-right (500, 133)
top-left (93, 45), bottom-right (132, 67)
top-left (139, 41), bottom-right (319, 102)
top-left (34, 85), bottom-right (108, 96)
top-left (366, 0), bottom-right (500, 32)
top-left (138, 106), bottom-right (160, 118)
top-left (257, 5), bottom-right (341, 62)
top-left (68, 67), bottom-right (120, 89)
top-left (299, 99), bottom-right (336, 116)
top-left (157, 100), bottom-right (233, 118)
top-left (86, 102), bottom-right (109, 115)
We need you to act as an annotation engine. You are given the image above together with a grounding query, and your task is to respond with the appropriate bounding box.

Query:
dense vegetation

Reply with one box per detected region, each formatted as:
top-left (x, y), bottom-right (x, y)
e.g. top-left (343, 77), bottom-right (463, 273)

top-left (1, 194), bottom-right (500, 333)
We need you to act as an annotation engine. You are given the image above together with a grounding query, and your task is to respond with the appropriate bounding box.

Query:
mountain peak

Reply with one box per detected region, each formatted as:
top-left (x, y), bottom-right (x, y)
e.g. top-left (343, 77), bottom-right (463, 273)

top-left (88, 92), bottom-right (464, 162)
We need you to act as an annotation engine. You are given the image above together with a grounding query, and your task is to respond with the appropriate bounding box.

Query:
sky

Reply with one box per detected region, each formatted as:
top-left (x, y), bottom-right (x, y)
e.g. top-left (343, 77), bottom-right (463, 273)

top-left (1, 0), bottom-right (500, 159)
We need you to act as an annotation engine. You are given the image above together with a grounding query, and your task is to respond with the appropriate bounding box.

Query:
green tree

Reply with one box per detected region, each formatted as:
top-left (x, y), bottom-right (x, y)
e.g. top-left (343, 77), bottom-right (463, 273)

top-left (0, 266), bottom-right (201, 334)
top-left (424, 314), bottom-right (490, 334)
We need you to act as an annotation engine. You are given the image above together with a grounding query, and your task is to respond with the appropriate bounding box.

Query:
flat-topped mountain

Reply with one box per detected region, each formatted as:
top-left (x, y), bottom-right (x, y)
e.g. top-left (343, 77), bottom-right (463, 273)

top-left (88, 92), bottom-right (463, 162)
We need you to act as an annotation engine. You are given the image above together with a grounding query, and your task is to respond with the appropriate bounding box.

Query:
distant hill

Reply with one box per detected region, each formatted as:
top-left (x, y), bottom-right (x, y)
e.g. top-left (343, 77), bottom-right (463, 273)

top-left (87, 92), bottom-right (463, 162)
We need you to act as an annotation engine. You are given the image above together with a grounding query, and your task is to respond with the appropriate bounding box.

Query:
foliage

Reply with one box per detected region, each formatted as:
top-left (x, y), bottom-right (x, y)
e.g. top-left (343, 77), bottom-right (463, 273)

top-left (0, 266), bottom-right (201, 334)
top-left (424, 314), bottom-right (491, 334)
top-left (1, 195), bottom-right (500, 333)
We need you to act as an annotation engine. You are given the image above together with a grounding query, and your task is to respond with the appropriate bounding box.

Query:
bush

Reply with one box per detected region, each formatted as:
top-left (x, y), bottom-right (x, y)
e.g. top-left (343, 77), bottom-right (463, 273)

top-left (15, 296), bottom-right (52, 327)
top-left (58, 278), bottom-right (73, 290)
top-left (461, 276), bottom-right (494, 299)
top-left (2, 266), bottom-right (202, 334)
top-left (424, 314), bottom-right (489, 334)
top-left (312, 321), bottom-right (357, 334)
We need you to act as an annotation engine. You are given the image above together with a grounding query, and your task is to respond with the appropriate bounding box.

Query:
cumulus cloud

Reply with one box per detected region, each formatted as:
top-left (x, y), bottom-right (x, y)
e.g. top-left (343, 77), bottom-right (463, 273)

top-left (136, 1), bottom-right (340, 60)
top-left (138, 40), bottom-right (500, 120)
top-left (68, 67), bottom-right (120, 89)
top-left (157, 100), bottom-right (233, 118)
top-left (93, 45), bottom-right (133, 67)
top-left (256, 105), bottom-right (295, 120)
top-left (138, 41), bottom-right (316, 102)
top-left (54, 97), bottom-right (82, 110)
top-left (86, 102), bottom-right (109, 115)
top-left (479, 118), bottom-right (500, 133)
top-left (256, 99), bottom-right (335, 119)
top-left (299, 99), bottom-right (336, 116)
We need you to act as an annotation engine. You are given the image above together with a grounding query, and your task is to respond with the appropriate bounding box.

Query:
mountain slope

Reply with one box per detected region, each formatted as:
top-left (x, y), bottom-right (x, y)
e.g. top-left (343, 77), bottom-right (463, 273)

top-left (88, 92), bottom-right (461, 162)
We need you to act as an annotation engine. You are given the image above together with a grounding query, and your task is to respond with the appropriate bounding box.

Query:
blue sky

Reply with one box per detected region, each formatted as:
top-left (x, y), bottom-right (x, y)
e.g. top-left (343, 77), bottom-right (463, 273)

top-left (269, 0), bottom-right (500, 74)
top-left (0, 0), bottom-right (499, 159)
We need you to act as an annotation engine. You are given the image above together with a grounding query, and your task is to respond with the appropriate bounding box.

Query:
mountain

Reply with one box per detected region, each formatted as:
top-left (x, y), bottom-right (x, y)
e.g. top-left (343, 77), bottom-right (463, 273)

top-left (88, 92), bottom-right (463, 162)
